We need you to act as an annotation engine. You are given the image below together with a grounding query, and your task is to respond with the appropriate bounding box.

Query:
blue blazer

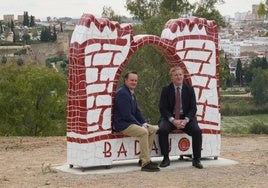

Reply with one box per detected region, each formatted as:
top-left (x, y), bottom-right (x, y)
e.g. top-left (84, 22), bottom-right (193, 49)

top-left (113, 84), bottom-right (146, 132)
top-left (159, 83), bottom-right (197, 122)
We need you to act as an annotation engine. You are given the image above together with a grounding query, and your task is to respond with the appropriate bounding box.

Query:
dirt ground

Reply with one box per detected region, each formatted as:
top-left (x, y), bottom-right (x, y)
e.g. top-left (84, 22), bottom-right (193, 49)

top-left (0, 135), bottom-right (267, 188)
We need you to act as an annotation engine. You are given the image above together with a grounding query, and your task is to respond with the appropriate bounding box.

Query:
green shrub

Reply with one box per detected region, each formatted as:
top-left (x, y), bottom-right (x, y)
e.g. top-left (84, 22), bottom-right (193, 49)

top-left (0, 64), bottom-right (67, 136)
top-left (1, 56), bottom-right (7, 64)
top-left (222, 126), bottom-right (249, 134)
top-left (220, 96), bottom-right (268, 116)
top-left (17, 58), bottom-right (24, 66)
top-left (221, 115), bottom-right (268, 135)
top-left (249, 122), bottom-right (268, 134)
top-left (14, 48), bottom-right (27, 55)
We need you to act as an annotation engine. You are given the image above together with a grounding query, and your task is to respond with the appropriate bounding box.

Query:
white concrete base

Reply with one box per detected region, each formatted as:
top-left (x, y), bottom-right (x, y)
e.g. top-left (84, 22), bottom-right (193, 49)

top-left (53, 157), bottom-right (238, 175)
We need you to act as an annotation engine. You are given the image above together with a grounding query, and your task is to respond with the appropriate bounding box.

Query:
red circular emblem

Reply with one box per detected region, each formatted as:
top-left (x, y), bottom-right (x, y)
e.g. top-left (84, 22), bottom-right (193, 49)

top-left (178, 137), bottom-right (190, 151)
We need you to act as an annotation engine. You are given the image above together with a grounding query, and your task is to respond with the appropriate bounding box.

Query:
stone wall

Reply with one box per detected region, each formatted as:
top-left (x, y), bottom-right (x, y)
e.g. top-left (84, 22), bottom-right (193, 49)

top-left (0, 32), bottom-right (71, 65)
top-left (240, 45), bottom-right (268, 54)
top-left (30, 32), bottom-right (71, 65)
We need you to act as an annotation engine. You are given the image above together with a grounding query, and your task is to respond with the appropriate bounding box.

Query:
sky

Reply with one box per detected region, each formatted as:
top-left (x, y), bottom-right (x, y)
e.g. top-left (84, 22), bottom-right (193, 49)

top-left (0, 0), bottom-right (265, 21)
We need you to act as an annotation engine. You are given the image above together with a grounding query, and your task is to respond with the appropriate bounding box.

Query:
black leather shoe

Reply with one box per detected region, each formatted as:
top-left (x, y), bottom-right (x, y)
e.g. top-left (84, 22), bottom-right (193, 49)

top-left (139, 160), bottom-right (158, 167)
top-left (141, 162), bottom-right (160, 172)
top-left (192, 160), bottom-right (203, 169)
top-left (138, 159), bottom-right (142, 166)
top-left (160, 158), bottom-right (170, 167)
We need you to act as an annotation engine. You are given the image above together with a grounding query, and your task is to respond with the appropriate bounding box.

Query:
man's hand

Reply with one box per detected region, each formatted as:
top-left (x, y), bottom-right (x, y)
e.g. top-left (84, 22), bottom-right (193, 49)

top-left (142, 123), bottom-right (149, 128)
top-left (172, 119), bottom-right (188, 129)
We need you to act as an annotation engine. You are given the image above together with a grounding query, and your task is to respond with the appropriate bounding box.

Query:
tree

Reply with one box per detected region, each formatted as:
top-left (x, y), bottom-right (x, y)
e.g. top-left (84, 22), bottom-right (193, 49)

top-left (192, 0), bottom-right (226, 27)
top-left (243, 57), bottom-right (268, 84)
top-left (22, 33), bottom-right (30, 45)
top-left (47, 16), bottom-right (51, 22)
top-left (0, 64), bottom-right (67, 136)
top-left (258, 0), bottom-right (268, 19)
top-left (1, 56), bottom-right (7, 64)
top-left (125, 0), bottom-right (226, 27)
top-left (0, 21), bottom-right (3, 34)
top-left (45, 56), bottom-right (69, 75)
top-left (259, 57), bottom-right (268, 69)
top-left (40, 26), bottom-right (57, 42)
top-left (258, 3), bottom-right (266, 17)
top-left (17, 58), bottom-right (24, 66)
top-left (23, 11), bottom-right (29, 27)
top-left (235, 58), bottom-right (243, 86)
top-left (250, 69), bottom-right (268, 105)
top-left (126, 0), bottom-right (155, 21)
top-left (31, 28), bottom-right (38, 38)
top-left (142, 10), bottom-right (176, 35)
top-left (219, 51), bottom-right (231, 89)
top-left (30, 15), bottom-right (35, 27)
top-left (60, 22), bottom-right (63, 32)
top-left (51, 25), bottom-right (57, 41)
top-left (126, 0), bottom-right (192, 21)
top-left (160, 0), bottom-right (194, 15)
top-left (10, 20), bottom-right (14, 32)
top-left (10, 19), bottom-right (16, 43)
top-left (243, 65), bottom-right (253, 85)
top-left (40, 26), bottom-right (50, 42)
top-left (102, 6), bottom-right (122, 22)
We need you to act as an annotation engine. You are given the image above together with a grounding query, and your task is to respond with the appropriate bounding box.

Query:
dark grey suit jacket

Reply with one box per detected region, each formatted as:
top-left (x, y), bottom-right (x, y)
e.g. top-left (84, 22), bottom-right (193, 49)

top-left (158, 83), bottom-right (197, 122)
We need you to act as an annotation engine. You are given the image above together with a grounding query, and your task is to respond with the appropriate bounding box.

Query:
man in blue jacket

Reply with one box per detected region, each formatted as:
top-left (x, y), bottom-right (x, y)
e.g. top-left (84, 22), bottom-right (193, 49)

top-left (113, 71), bottom-right (160, 172)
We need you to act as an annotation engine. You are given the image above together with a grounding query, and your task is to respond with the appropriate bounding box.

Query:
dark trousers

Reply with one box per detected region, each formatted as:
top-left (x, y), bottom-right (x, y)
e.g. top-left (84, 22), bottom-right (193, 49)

top-left (158, 117), bottom-right (202, 159)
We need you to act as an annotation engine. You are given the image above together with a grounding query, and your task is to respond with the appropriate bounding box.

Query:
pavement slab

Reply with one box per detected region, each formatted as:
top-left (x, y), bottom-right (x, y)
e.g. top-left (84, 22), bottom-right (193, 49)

top-left (53, 156), bottom-right (238, 175)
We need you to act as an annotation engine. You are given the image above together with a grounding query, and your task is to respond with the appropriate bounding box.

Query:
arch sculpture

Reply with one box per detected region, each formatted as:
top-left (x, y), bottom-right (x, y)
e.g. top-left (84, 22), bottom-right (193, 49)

top-left (67, 14), bottom-right (220, 168)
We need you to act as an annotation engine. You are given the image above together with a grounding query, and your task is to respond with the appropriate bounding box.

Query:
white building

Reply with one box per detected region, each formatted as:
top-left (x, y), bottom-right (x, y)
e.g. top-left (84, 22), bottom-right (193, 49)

top-left (219, 39), bottom-right (241, 57)
top-left (219, 37), bottom-right (268, 57)
top-left (234, 12), bottom-right (248, 21)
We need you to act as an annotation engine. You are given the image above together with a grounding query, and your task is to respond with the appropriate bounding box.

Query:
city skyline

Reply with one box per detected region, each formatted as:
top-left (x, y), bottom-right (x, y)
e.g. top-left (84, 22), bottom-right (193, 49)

top-left (0, 0), bottom-right (264, 20)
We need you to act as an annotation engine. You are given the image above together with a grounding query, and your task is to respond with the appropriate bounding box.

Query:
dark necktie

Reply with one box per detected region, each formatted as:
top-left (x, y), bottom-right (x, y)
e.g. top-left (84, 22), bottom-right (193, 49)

top-left (175, 87), bottom-right (180, 119)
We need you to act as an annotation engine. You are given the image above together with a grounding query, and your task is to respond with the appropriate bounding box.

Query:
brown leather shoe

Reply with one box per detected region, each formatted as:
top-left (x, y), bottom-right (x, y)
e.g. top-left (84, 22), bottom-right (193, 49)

top-left (138, 160), bottom-right (158, 167)
top-left (141, 162), bottom-right (160, 172)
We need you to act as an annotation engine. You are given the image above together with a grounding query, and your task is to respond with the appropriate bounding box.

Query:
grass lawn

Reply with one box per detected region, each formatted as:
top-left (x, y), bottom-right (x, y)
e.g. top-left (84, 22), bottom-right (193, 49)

top-left (221, 114), bottom-right (268, 134)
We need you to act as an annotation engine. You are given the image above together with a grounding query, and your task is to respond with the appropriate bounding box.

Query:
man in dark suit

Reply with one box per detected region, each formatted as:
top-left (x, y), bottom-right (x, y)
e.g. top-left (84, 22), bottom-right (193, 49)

top-left (113, 71), bottom-right (160, 172)
top-left (158, 66), bottom-right (203, 169)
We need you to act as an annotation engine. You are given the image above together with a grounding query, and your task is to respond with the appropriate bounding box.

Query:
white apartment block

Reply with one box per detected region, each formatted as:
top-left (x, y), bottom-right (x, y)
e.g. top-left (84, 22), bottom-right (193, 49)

top-left (219, 39), bottom-right (241, 57)
top-left (219, 37), bottom-right (268, 57)
top-left (234, 12), bottom-right (248, 21)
